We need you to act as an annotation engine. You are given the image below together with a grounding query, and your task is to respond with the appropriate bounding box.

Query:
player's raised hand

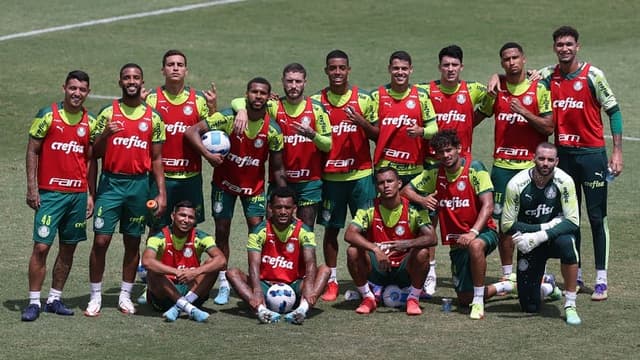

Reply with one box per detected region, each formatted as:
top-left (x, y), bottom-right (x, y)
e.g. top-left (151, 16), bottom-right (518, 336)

top-left (140, 86), bottom-right (150, 101)
top-left (487, 73), bottom-right (502, 96)
top-left (203, 82), bottom-right (218, 115)
top-left (233, 109), bottom-right (248, 135)
top-left (292, 121), bottom-right (316, 139)
top-left (406, 124), bottom-right (424, 138)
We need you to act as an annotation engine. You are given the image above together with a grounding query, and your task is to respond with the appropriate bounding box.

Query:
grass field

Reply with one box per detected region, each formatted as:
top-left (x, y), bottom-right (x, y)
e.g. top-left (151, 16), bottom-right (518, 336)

top-left (1, 0), bottom-right (639, 359)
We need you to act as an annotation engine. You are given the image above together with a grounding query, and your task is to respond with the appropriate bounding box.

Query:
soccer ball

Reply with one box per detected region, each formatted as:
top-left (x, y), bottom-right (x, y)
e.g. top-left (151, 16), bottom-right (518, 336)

top-left (382, 285), bottom-right (409, 308)
top-left (265, 283), bottom-right (297, 313)
top-left (201, 130), bottom-right (231, 156)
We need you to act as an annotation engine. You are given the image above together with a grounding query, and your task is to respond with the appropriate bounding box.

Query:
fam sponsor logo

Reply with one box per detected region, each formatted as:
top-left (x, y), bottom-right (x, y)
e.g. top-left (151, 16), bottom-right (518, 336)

top-left (112, 136), bottom-right (148, 149)
top-left (165, 121), bottom-right (188, 135)
top-left (438, 196), bottom-right (470, 211)
top-left (51, 141), bottom-right (84, 154)
top-left (163, 158), bottom-right (190, 167)
top-left (222, 180), bottom-right (253, 195)
top-left (553, 97), bottom-right (585, 111)
top-left (325, 158), bottom-right (355, 168)
top-left (558, 134), bottom-right (581, 143)
top-left (383, 147), bottom-right (411, 160)
top-left (496, 147), bottom-right (529, 157)
top-left (286, 169), bottom-right (310, 179)
top-left (262, 255), bottom-right (294, 270)
top-left (49, 177), bottom-right (83, 188)
top-left (381, 114), bottom-right (417, 128)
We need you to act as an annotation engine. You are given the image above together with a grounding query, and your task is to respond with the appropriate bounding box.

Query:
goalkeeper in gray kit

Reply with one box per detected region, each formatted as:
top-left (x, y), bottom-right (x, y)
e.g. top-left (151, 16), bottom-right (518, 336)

top-left (501, 142), bottom-right (581, 325)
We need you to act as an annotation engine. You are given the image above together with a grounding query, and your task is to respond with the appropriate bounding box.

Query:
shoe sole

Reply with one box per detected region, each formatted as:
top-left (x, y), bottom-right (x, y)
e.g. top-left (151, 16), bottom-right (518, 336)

top-left (83, 310), bottom-right (100, 317)
top-left (118, 307), bottom-right (136, 315)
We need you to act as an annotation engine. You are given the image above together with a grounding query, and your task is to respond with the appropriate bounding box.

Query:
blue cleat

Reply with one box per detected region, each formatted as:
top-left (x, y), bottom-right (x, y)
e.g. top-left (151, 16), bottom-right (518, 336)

top-left (21, 304), bottom-right (41, 322)
top-left (190, 308), bottom-right (210, 322)
top-left (284, 309), bottom-right (306, 325)
top-left (163, 305), bottom-right (180, 322)
top-left (44, 300), bottom-right (74, 316)
top-left (565, 306), bottom-right (582, 325)
top-left (213, 286), bottom-right (230, 305)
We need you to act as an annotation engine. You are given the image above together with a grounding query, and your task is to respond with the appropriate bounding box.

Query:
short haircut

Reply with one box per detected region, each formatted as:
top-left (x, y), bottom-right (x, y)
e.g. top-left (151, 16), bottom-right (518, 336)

top-left (552, 25), bottom-right (579, 42)
top-left (270, 186), bottom-right (297, 204)
top-left (326, 49), bottom-right (349, 66)
top-left (389, 50), bottom-right (412, 65)
top-left (282, 63), bottom-right (307, 78)
top-left (499, 42), bottom-right (523, 57)
top-left (375, 166), bottom-right (400, 180)
top-left (173, 200), bottom-right (196, 212)
top-left (66, 70), bottom-right (90, 85)
top-left (438, 45), bottom-right (463, 63)
top-left (162, 49), bottom-right (187, 67)
top-left (430, 129), bottom-right (461, 151)
top-left (119, 63), bottom-right (143, 78)
top-left (536, 141), bottom-right (558, 155)
top-left (247, 77), bottom-right (271, 94)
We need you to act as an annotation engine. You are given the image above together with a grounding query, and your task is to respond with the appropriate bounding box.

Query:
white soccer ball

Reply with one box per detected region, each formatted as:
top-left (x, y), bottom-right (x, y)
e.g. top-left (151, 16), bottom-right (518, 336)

top-left (201, 130), bottom-right (230, 156)
top-left (382, 285), bottom-right (408, 308)
top-left (265, 283), bottom-right (297, 313)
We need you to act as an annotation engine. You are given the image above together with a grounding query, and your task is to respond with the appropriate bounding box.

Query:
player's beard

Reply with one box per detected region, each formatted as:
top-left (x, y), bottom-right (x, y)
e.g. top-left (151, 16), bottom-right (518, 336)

top-left (122, 85), bottom-right (142, 100)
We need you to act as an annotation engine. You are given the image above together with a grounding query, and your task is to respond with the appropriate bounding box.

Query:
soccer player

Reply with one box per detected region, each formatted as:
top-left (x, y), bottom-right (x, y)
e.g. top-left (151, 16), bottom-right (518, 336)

top-left (85, 63), bottom-right (166, 316)
top-left (185, 77), bottom-right (287, 305)
top-left (142, 200), bottom-right (226, 322)
top-left (474, 42), bottom-right (553, 284)
top-left (502, 142), bottom-right (582, 325)
top-left (226, 186), bottom-right (331, 325)
top-left (345, 167), bottom-right (436, 316)
top-left (231, 63), bottom-right (332, 228)
top-left (22, 71), bottom-right (97, 321)
top-left (415, 45), bottom-right (489, 297)
top-left (310, 50), bottom-right (378, 302)
top-left (539, 26), bottom-right (624, 300)
top-left (371, 50), bottom-right (438, 185)
top-left (401, 130), bottom-right (499, 320)
top-left (142, 49), bottom-right (217, 232)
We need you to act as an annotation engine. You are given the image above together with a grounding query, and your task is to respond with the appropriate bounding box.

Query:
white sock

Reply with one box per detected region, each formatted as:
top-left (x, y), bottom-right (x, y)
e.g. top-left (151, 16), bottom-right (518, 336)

top-left (90, 282), bottom-right (102, 301)
top-left (120, 281), bottom-right (134, 299)
top-left (185, 291), bottom-right (199, 304)
top-left (565, 291), bottom-right (577, 308)
top-left (540, 283), bottom-right (553, 297)
top-left (296, 298), bottom-right (309, 314)
top-left (47, 288), bottom-right (62, 304)
top-left (218, 271), bottom-right (229, 288)
top-left (502, 265), bottom-right (513, 277)
top-left (29, 291), bottom-right (41, 307)
top-left (596, 270), bottom-right (607, 284)
top-left (428, 261), bottom-right (436, 277)
top-left (329, 267), bottom-right (337, 282)
top-left (407, 286), bottom-right (422, 300)
top-left (176, 297), bottom-right (194, 314)
top-left (358, 284), bottom-right (374, 299)
top-left (257, 304), bottom-right (267, 313)
top-left (472, 286), bottom-right (485, 305)
top-left (493, 281), bottom-right (513, 294)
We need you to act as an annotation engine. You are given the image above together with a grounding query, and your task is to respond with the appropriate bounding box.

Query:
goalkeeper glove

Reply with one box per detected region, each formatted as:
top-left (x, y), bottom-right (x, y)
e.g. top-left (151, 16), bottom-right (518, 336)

top-left (512, 230), bottom-right (548, 254)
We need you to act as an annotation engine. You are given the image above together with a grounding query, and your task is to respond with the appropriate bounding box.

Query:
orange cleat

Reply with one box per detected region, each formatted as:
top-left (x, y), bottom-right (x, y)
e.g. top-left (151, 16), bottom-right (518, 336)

top-left (321, 281), bottom-right (339, 302)
top-left (355, 297), bottom-right (377, 314)
top-left (406, 298), bottom-right (422, 316)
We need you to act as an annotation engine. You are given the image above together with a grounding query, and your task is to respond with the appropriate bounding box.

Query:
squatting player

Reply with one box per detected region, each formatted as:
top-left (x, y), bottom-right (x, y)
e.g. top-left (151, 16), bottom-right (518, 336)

top-left (502, 142), bottom-right (582, 325)
top-left (226, 187), bottom-right (330, 325)
top-left (22, 70), bottom-right (98, 321)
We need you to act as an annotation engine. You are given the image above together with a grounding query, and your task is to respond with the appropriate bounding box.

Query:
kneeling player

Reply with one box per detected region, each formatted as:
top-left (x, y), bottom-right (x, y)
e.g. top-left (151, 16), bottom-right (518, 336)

top-left (345, 167), bottom-right (436, 316)
top-left (227, 187), bottom-right (330, 325)
top-left (502, 142), bottom-right (582, 325)
top-left (142, 200), bottom-right (226, 322)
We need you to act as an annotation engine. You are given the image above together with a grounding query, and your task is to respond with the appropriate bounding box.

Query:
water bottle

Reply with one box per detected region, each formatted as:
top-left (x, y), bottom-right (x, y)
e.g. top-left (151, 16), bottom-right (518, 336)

top-left (605, 167), bottom-right (615, 183)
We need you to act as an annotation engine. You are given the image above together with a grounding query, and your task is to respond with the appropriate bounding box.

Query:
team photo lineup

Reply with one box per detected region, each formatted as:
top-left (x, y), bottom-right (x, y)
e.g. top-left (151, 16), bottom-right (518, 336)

top-left (23, 24), bottom-right (624, 328)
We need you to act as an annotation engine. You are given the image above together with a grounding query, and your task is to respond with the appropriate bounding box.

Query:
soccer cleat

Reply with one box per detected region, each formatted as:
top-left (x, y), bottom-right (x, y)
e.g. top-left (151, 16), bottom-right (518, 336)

top-left (548, 286), bottom-right (562, 301)
top-left (355, 296), bottom-right (377, 314)
top-left (565, 306), bottom-right (582, 325)
top-left (189, 308), bottom-right (210, 323)
top-left (213, 286), bottom-right (230, 305)
top-left (576, 279), bottom-right (584, 293)
top-left (422, 275), bottom-right (437, 298)
top-left (84, 298), bottom-right (102, 317)
top-left (469, 303), bottom-right (485, 320)
top-left (284, 309), bottom-right (306, 325)
top-left (257, 308), bottom-right (281, 324)
top-left (321, 281), bottom-right (339, 302)
top-left (136, 287), bottom-right (148, 305)
top-left (118, 296), bottom-right (136, 315)
top-left (21, 304), bottom-right (41, 322)
top-left (163, 305), bottom-right (180, 322)
top-left (406, 298), bottom-right (422, 316)
top-left (44, 300), bottom-right (74, 316)
top-left (591, 283), bottom-right (608, 301)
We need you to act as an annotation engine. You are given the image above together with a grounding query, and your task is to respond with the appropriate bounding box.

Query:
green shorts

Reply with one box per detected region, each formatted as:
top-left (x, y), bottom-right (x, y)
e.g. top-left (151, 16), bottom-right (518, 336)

top-left (490, 166), bottom-right (528, 220)
top-left (93, 172), bottom-right (149, 237)
top-left (148, 282), bottom-right (208, 312)
top-left (211, 183), bottom-right (266, 220)
top-left (318, 176), bottom-right (375, 228)
top-left (33, 190), bottom-right (88, 245)
top-left (269, 180), bottom-right (322, 207)
top-left (150, 174), bottom-right (205, 228)
top-left (449, 229), bottom-right (498, 293)
top-left (367, 251), bottom-right (411, 288)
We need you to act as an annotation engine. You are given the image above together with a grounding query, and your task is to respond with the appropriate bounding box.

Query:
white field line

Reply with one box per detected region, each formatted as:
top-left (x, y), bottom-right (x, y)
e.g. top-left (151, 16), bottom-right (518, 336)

top-left (0, 0), bottom-right (246, 42)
